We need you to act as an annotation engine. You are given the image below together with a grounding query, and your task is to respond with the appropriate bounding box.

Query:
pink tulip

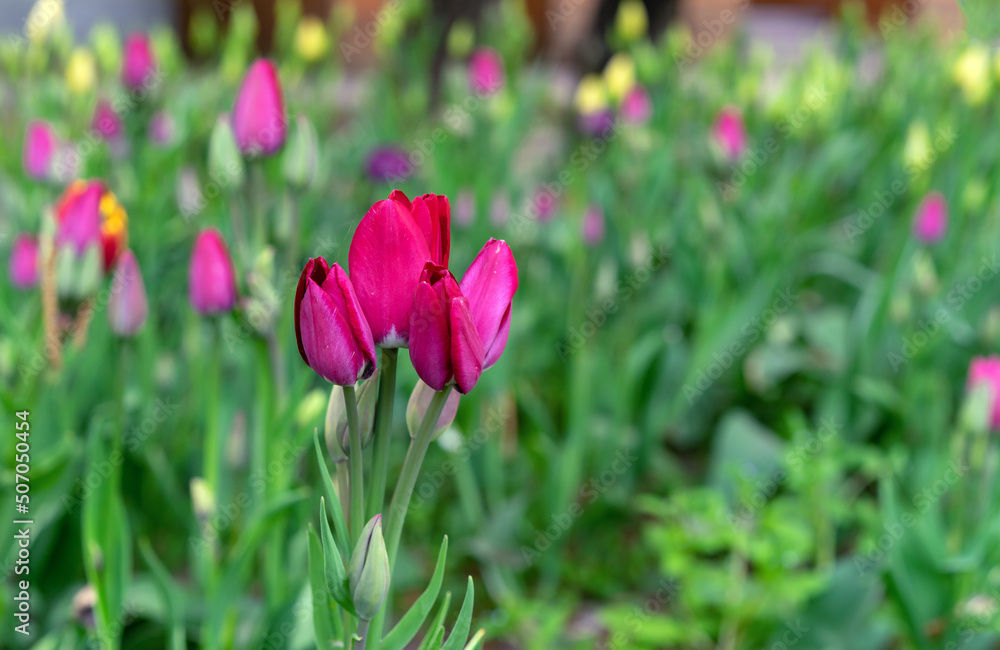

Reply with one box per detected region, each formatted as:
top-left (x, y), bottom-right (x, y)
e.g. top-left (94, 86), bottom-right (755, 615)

top-left (621, 84), bottom-right (652, 124)
top-left (188, 229), bottom-right (237, 314)
top-left (55, 183), bottom-right (103, 255)
top-left (92, 100), bottom-right (123, 141)
top-left (409, 263), bottom-right (484, 394)
top-left (347, 190), bottom-right (449, 347)
top-left (968, 356), bottom-right (1000, 430)
top-left (295, 257), bottom-right (377, 385)
top-left (913, 192), bottom-right (948, 244)
top-left (9, 234), bottom-right (40, 289)
top-left (122, 33), bottom-right (157, 89)
top-left (232, 59), bottom-right (286, 156)
top-left (532, 188), bottom-right (558, 222)
top-left (459, 239), bottom-right (518, 369)
top-left (582, 205), bottom-right (605, 246)
top-left (108, 250), bottom-right (148, 336)
top-left (149, 111), bottom-right (175, 146)
top-left (23, 121), bottom-right (57, 180)
top-left (712, 106), bottom-right (747, 160)
top-left (468, 47), bottom-right (505, 96)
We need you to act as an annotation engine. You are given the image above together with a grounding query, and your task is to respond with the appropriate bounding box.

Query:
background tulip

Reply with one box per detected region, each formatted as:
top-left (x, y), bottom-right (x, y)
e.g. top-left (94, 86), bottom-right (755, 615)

top-left (913, 192), bottom-right (948, 244)
top-left (122, 33), bottom-right (157, 89)
top-left (468, 47), bottom-right (505, 96)
top-left (24, 120), bottom-right (57, 180)
top-left (967, 356), bottom-right (1000, 430)
top-left (9, 234), bottom-right (40, 289)
top-left (149, 111), bottom-right (176, 146)
top-left (107, 250), bottom-right (148, 336)
top-left (348, 194), bottom-right (432, 347)
top-left (54, 180), bottom-right (128, 272)
top-left (365, 146), bottom-right (413, 183)
top-left (294, 257), bottom-right (376, 385)
top-left (92, 100), bottom-right (123, 141)
top-left (232, 58), bottom-right (286, 156)
top-left (621, 84), bottom-right (652, 124)
top-left (188, 229), bottom-right (237, 314)
top-left (409, 263), bottom-right (484, 394)
top-left (582, 205), bottom-right (606, 246)
top-left (459, 239), bottom-right (518, 370)
top-left (713, 107), bottom-right (748, 160)
top-left (348, 515), bottom-right (390, 621)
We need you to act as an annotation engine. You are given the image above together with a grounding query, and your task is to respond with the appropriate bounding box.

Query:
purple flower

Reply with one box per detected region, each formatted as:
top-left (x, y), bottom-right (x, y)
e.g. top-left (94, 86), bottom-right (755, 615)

top-left (468, 47), bottom-right (505, 96)
top-left (621, 84), bottom-right (652, 124)
top-left (582, 205), bottom-right (605, 245)
top-left (108, 250), bottom-right (148, 336)
top-left (365, 146), bottom-right (413, 183)
top-left (149, 111), bottom-right (176, 146)
top-left (122, 33), bottom-right (157, 89)
top-left (9, 234), bottom-right (40, 289)
top-left (92, 100), bottom-right (123, 141)
top-left (578, 109), bottom-right (617, 137)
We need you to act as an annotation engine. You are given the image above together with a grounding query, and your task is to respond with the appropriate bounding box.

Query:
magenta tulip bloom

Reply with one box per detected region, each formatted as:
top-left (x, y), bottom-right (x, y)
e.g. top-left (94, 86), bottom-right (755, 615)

top-left (122, 33), bottom-right (157, 89)
top-left (468, 47), bottom-right (505, 96)
top-left (621, 84), bottom-right (652, 125)
top-left (108, 250), bottom-right (148, 336)
top-left (232, 58), bottom-right (286, 156)
top-left (23, 121), bottom-right (57, 180)
top-left (913, 192), bottom-right (948, 244)
top-left (9, 234), bottom-right (40, 289)
top-left (55, 183), bottom-right (103, 255)
top-left (348, 190), bottom-right (450, 347)
top-left (409, 263), bottom-right (484, 394)
top-left (712, 106), bottom-right (747, 160)
top-left (459, 239), bottom-right (518, 369)
top-left (295, 257), bottom-right (377, 385)
top-left (968, 356), bottom-right (1000, 430)
top-left (92, 100), bottom-right (123, 141)
top-left (582, 205), bottom-right (605, 246)
top-left (188, 229), bottom-right (237, 314)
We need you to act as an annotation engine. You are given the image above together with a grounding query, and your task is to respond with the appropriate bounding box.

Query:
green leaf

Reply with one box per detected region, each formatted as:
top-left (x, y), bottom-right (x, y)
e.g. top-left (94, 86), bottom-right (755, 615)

top-left (315, 429), bottom-right (351, 552)
top-left (381, 536), bottom-right (449, 650)
top-left (440, 577), bottom-right (475, 650)
top-left (308, 526), bottom-right (339, 647)
top-left (462, 629), bottom-right (486, 650)
top-left (139, 539), bottom-right (187, 650)
top-left (320, 498), bottom-right (355, 614)
top-left (417, 591), bottom-right (452, 650)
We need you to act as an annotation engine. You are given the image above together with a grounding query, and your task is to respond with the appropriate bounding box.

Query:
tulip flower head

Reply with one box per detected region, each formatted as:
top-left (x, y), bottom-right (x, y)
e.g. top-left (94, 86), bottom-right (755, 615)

top-left (107, 250), bottom-right (148, 336)
top-left (188, 228), bottom-right (237, 315)
top-left (468, 47), bottom-right (505, 96)
top-left (621, 84), bottom-right (652, 125)
top-left (55, 180), bottom-right (128, 272)
top-left (365, 146), bottom-right (413, 183)
top-left (294, 257), bottom-right (377, 385)
top-left (9, 234), bottom-right (40, 290)
top-left (603, 53), bottom-right (636, 102)
top-left (582, 205), bottom-right (606, 246)
top-left (913, 192), bottom-right (948, 244)
top-left (459, 239), bottom-right (518, 370)
top-left (712, 107), bottom-right (748, 160)
top-left (967, 356), bottom-right (1000, 430)
top-left (24, 121), bottom-right (58, 180)
top-left (232, 59), bottom-right (286, 157)
top-left (66, 47), bottom-right (97, 95)
top-left (295, 17), bottom-right (329, 62)
top-left (348, 515), bottom-right (390, 621)
top-left (149, 111), bottom-right (176, 146)
top-left (409, 263), bottom-right (484, 394)
top-left (92, 100), bottom-right (123, 141)
top-left (122, 33), bottom-right (157, 89)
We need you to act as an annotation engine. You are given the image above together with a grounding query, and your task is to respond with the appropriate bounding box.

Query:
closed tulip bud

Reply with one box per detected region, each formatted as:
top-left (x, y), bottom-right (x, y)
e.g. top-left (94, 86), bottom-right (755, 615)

top-left (92, 100), bottom-right (123, 141)
top-left (447, 20), bottom-right (475, 58)
top-left (966, 356), bottom-right (1000, 432)
top-left (232, 58), bottom-right (286, 157)
top-left (582, 205), bottom-right (605, 246)
top-left (107, 250), bottom-right (147, 336)
top-left (190, 477), bottom-right (215, 521)
top-left (712, 107), bottom-right (747, 161)
top-left (348, 191), bottom-right (450, 347)
top-left (24, 120), bottom-right (57, 180)
top-left (54, 180), bottom-right (127, 273)
top-left (9, 234), bottom-right (40, 290)
top-left (149, 111), bottom-right (175, 146)
top-left (188, 229), bottom-right (237, 315)
top-left (574, 74), bottom-right (608, 116)
top-left (90, 23), bottom-right (121, 75)
top-left (614, 0), bottom-right (648, 44)
top-left (348, 514), bottom-right (390, 620)
top-left (468, 47), bottom-right (505, 96)
top-left (283, 114), bottom-right (318, 189)
top-left (409, 263), bottom-right (484, 394)
top-left (903, 121), bottom-right (932, 174)
top-left (294, 258), bottom-right (377, 385)
top-left (603, 53), bottom-right (635, 103)
top-left (406, 380), bottom-right (460, 440)
top-left (621, 84), bottom-right (652, 125)
top-left (294, 16), bottom-right (328, 62)
top-left (325, 368), bottom-right (380, 463)
top-left (208, 115), bottom-right (245, 189)
top-left (65, 47), bottom-right (96, 95)
top-left (913, 192), bottom-right (947, 244)
top-left (954, 45), bottom-right (990, 106)
top-left (122, 33), bottom-right (157, 89)
top-left (459, 239), bottom-right (518, 370)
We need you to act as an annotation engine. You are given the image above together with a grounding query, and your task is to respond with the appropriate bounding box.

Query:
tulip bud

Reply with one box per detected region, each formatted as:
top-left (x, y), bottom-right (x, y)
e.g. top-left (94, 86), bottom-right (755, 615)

top-left (283, 114), bottom-right (318, 189)
top-left (459, 239), bottom-right (518, 370)
top-left (149, 111), bottom-right (176, 147)
top-left (90, 23), bottom-right (121, 75)
top-left (621, 84), bottom-right (652, 125)
top-left (406, 380), bottom-right (460, 440)
top-left (92, 100), bottom-right (123, 141)
top-left (447, 20), bottom-right (475, 58)
top-left (232, 58), bottom-right (286, 157)
top-left (614, 0), bottom-right (648, 44)
top-left (208, 115), bottom-right (246, 189)
top-left (65, 47), bottom-right (96, 95)
top-left (582, 205), bottom-right (605, 246)
top-left (348, 514), bottom-right (390, 620)
top-left (603, 53), bottom-right (635, 103)
top-left (294, 16), bottom-right (329, 62)
top-left (903, 121), bottom-right (932, 174)
top-left (954, 45), bottom-right (990, 106)
top-left (325, 369), bottom-right (380, 463)
top-left (712, 107), bottom-right (747, 161)
top-left (122, 33), bottom-right (157, 90)
top-left (468, 47), bottom-right (505, 96)
top-left (188, 229), bottom-right (237, 315)
top-left (107, 250), bottom-right (148, 337)
top-left (912, 192), bottom-right (948, 244)
top-left (294, 258), bottom-right (377, 385)
top-left (23, 120), bottom-right (57, 181)
top-left (365, 147), bottom-right (413, 183)
top-left (966, 356), bottom-right (1000, 432)
top-left (574, 74), bottom-right (608, 116)
top-left (9, 234), bottom-right (40, 290)
top-left (176, 167), bottom-right (205, 219)
top-left (190, 476), bottom-right (215, 521)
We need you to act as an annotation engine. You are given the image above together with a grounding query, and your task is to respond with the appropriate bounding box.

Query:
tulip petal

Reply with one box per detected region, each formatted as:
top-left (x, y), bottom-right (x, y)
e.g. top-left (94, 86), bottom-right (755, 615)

top-left (327, 264), bottom-right (377, 379)
top-left (409, 281), bottom-right (451, 391)
top-left (450, 297), bottom-right (484, 394)
top-left (411, 194), bottom-right (451, 267)
top-left (459, 239), bottom-right (518, 368)
top-left (295, 257), bottom-right (330, 364)
top-left (483, 303), bottom-right (512, 369)
top-left (300, 278), bottom-right (363, 385)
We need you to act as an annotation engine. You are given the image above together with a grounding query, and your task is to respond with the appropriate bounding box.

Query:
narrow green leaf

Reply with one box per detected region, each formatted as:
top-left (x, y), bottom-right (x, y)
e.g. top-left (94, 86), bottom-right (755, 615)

top-left (381, 536), bottom-right (449, 650)
top-left (417, 591), bottom-right (452, 650)
top-left (314, 429), bottom-right (351, 551)
top-left (320, 498), bottom-right (355, 613)
top-left (462, 629), bottom-right (486, 650)
top-left (139, 539), bottom-right (187, 650)
top-left (440, 578), bottom-right (475, 650)
top-left (308, 526), bottom-right (338, 647)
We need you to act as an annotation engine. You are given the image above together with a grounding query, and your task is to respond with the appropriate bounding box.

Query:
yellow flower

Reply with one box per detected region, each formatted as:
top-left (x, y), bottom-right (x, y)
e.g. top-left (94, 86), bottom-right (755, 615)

top-left (574, 74), bottom-right (608, 114)
top-left (65, 47), bottom-right (96, 95)
top-left (447, 19), bottom-right (475, 59)
top-left (615, 0), bottom-right (648, 44)
top-left (295, 17), bottom-right (329, 62)
top-left (25, 0), bottom-right (64, 43)
top-left (603, 53), bottom-right (635, 103)
top-left (953, 45), bottom-right (990, 105)
top-left (903, 121), bottom-right (932, 175)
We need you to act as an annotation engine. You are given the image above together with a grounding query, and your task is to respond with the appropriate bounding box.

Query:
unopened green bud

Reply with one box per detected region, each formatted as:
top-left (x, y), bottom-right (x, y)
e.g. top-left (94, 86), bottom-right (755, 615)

top-left (446, 20), bottom-right (474, 59)
top-left (283, 115), bottom-right (318, 189)
top-left (189, 8), bottom-right (218, 57)
top-left (325, 369), bottom-right (380, 463)
top-left (190, 477), bottom-right (215, 521)
top-left (614, 0), bottom-right (648, 44)
top-left (406, 381), bottom-right (460, 441)
top-left (89, 23), bottom-right (121, 75)
top-left (208, 116), bottom-right (245, 190)
top-left (348, 514), bottom-right (390, 620)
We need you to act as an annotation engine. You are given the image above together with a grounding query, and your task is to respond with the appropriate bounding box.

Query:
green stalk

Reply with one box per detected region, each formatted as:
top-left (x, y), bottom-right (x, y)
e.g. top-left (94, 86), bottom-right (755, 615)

top-left (204, 321), bottom-right (222, 507)
top-left (345, 384), bottom-right (364, 540)
top-left (367, 349), bottom-right (398, 519)
top-left (356, 619), bottom-right (370, 650)
top-left (367, 388), bottom-right (451, 650)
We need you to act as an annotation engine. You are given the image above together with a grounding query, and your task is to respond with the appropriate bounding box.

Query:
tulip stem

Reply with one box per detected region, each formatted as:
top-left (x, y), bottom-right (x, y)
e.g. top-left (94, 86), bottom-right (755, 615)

top-left (355, 619), bottom-right (370, 650)
top-left (344, 384), bottom-right (364, 540)
top-left (367, 349), bottom-right (398, 519)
